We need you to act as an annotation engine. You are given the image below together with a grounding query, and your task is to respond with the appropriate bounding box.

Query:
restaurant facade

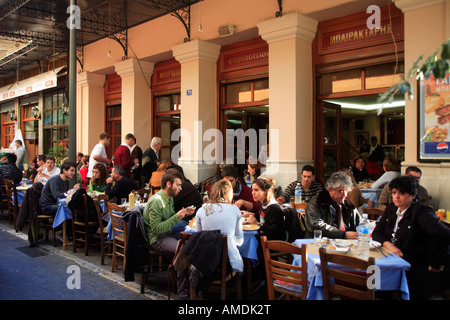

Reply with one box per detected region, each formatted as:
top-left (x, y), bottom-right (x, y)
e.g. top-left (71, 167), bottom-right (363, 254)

top-left (1, 0), bottom-right (449, 209)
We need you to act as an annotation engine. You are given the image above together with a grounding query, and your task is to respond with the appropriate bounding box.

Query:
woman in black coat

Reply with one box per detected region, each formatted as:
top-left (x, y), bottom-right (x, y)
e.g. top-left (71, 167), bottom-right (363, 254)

top-left (372, 176), bottom-right (450, 299)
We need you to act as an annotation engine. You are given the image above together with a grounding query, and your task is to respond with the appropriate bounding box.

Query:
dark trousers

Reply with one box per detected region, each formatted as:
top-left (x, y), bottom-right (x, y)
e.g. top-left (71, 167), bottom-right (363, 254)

top-left (150, 231), bottom-right (189, 299)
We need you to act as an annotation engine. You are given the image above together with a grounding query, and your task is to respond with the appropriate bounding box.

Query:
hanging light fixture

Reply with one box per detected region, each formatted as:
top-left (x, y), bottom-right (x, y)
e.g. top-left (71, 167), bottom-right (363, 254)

top-left (31, 105), bottom-right (41, 119)
top-left (8, 109), bottom-right (16, 121)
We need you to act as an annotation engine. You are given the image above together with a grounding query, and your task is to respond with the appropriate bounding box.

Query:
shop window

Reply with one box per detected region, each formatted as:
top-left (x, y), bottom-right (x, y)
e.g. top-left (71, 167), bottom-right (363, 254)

top-left (106, 105), bottom-right (121, 159)
top-left (154, 93), bottom-right (181, 160)
top-left (43, 89), bottom-right (69, 154)
top-left (320, 69), bottom-right (362, 94)
top-left (365, 63), bottom-right (404, 90)
top-left (1, 113), bottom-right (15, 148)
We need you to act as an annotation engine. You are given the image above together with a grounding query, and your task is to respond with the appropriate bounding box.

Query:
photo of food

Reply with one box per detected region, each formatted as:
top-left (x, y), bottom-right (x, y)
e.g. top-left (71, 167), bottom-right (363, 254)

top-left (420, 73), bottom-right (450, 160)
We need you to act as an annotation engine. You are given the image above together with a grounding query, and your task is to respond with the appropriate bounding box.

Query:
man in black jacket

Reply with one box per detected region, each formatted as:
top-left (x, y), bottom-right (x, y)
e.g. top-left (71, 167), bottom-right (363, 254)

top-left (105, 165), bottom-right (138, 204)
top-left (141, 137), bottom-right (161, 185)
top-left (305, 171), bottom-right (359, 239)
top-left (0, 153), bottom-right (23, 195)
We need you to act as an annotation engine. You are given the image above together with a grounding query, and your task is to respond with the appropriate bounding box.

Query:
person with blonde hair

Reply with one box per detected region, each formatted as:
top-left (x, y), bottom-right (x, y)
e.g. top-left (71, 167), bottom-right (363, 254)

top-left (195, 179), bottom-right (244, 272)
top-left (247, 177), bottom-right (286, 241)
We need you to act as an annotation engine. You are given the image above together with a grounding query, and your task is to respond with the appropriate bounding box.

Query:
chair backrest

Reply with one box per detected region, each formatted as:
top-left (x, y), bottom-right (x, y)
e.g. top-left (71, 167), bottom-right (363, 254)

top-left (318, 247), bottom-right (376, 300)
top-left (260, 235), bottom-right (308, 300)
top-left (107, 201), bottom-right (127, 236)
top-left (3, 179), bottom-right (18, 207)
top-left (110, 210), bottom-right (127, 241)
top-left (364, 208), bottom-right (384, 221)
top-left (93, 199), bottom-right (105, 230)
top-left (96, 194), bottom-right (109, 202)
top-left (151, 186), bottom-right (161, 195)
top-left (291, 202), bottom-right (308, 210)
top-left (133, 188), bottom-right (150, 202)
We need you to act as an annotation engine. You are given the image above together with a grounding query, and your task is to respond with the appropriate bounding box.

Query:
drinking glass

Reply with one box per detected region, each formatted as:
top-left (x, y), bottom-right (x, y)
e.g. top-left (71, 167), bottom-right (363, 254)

top-left (314, 230), bottom-right (322, 247)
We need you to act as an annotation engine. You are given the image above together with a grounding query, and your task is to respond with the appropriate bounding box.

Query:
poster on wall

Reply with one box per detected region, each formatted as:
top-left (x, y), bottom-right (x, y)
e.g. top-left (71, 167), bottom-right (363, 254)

top-left (419, 72), bottom-right (450, 161)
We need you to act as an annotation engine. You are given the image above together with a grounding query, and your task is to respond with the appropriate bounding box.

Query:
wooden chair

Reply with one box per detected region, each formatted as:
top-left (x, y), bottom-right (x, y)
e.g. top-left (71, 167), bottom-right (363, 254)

top-left (3, 179), bottom-right (19, 227)
top-left (32, 194), bottom-right (56, 247)
top-left (94, 199), bottom-right (112, 265)
top-left (319, 247), bottom-right (376, 300)
top-left (188, 234), bottom-right (242, 300)
top-left (291, 202), bottom-right (308, 211)
top-left (261, 235), bottom-right (308, 300)
top-left (151, 185), bottom-right (161, 196)
top-left (71, 194), bottom-right (101, 256)
top-left (362, 198), bottom-right (372, 209)
top-left (96, 194), bottom-right (109, 202)
top-left (108, 202), bottom-right (127, 272)
top-left (133, 188), bottom-right (150, 202)
top-left (363, 207), bottom-right (384, 221)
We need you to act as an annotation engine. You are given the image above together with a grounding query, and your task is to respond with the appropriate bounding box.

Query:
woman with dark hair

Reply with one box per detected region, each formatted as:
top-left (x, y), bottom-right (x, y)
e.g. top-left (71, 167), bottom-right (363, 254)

top-left (352, 156), bottom-right (370, 183)
top-left (245, 177), bottom-right (286, 241)
top-left (91, 162), bottom-right (108, 192)
top-left (372, 175), bottom-right (450, 299)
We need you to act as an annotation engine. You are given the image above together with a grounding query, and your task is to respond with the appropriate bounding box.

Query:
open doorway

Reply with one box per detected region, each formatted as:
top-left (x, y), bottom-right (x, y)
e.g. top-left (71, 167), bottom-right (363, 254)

top-left (318, 94), bottom-right (405, 180)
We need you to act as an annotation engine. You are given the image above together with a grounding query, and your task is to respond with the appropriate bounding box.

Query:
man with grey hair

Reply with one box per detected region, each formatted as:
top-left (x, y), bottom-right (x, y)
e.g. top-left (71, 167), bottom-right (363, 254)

top-left (305, 171), bottom-right (360, 239)
top-left (142, 137), bottom-right (161, 185)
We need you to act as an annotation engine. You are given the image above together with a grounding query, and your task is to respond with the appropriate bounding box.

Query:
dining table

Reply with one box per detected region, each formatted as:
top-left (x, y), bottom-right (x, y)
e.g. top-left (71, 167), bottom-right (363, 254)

top-left (292, 238), bottom-right (411, 300)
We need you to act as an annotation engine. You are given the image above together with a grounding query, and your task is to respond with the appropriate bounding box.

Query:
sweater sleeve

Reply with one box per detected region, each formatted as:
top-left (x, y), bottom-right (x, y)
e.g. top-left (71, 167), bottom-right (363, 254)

top-left (282, 181), bottom-right (298, 203)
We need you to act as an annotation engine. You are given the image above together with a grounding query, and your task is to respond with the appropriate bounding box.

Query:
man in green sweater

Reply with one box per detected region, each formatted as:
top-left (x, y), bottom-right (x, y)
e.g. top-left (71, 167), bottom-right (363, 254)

top-left (143, 168), bottom-right (195, 299)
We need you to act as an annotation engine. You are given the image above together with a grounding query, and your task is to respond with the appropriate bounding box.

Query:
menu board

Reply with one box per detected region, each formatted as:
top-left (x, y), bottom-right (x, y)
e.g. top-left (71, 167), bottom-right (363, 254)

top-left (419, 72), bottom-right (450, 161)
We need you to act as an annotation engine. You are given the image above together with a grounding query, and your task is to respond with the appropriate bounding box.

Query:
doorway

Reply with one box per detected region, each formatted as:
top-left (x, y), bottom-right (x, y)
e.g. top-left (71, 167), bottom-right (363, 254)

top-left (317, 94), bottom-right (405, 181)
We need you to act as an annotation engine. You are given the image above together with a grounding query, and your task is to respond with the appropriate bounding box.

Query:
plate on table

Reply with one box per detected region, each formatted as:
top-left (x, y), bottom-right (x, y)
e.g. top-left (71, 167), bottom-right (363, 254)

top-left (243, 224), bottom-right (260, 230)
top-left (188, 218), bottom-right (196, 229)
top-left (323, 243), bottom-right (350, 253)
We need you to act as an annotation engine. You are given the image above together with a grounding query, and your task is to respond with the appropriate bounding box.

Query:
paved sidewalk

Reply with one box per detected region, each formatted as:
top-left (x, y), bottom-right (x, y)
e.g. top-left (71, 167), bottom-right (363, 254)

top-left (0, 224), bottom-right (152, 300)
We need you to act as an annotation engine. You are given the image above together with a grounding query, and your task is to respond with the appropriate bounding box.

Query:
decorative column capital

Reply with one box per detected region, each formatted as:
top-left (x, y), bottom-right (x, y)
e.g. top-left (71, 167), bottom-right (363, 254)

top-left (393, 0), bottom-right (444, 12)
top-left (76, 71), bottom-right (105, 87)
top-left (257, 12), bottom-right (318, 44)
top-left (114, 58), bottom-right (154, 78)
top-left (172, 39), bottom-right (221, 64)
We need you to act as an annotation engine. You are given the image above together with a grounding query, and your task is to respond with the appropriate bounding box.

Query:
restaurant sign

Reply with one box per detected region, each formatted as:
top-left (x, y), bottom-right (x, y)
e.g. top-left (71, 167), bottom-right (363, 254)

top-left (419, 72), bottom-right (450, 161)
top-left (0, 70), bottom-right (58, 103)
top-left (223, 46), bottom-right (269, 71)
top-left (319, 16), bottom-right (402, 54)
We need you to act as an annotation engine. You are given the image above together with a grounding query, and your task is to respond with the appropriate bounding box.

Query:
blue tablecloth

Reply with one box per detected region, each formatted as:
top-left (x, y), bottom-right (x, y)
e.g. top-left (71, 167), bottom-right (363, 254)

top-left (52, 198), bottom-right (71, 228)
top-left (292, 239), bottom-right (411, 300)
top-left (361, 189), bottom-right (382, 208)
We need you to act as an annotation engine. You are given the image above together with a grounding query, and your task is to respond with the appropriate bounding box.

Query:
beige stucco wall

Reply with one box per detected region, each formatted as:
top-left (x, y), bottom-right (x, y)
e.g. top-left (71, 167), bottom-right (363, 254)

top-left (394, 0), bottom-right (449, 209)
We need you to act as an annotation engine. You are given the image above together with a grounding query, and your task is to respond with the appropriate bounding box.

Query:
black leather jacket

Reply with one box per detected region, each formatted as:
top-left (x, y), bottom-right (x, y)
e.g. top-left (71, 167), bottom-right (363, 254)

top-left (305, 189), bottom-right (360, 239)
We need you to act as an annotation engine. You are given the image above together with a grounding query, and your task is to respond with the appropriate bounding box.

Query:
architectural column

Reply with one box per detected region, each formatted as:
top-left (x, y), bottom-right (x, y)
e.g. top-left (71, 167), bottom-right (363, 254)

top-left (114, 58), bottom-right (154, 149)
top-left (172, 40), bottom-right (221, 183)
top-left (76, 71), bottom-right (106, 154)
top-left (257, 12), bottom-right (318, 189)
top-left (393, 0), bottom-right (449, 209)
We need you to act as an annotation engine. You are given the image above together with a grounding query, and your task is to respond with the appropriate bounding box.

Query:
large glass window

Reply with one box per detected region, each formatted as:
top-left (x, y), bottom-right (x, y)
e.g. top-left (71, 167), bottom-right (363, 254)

top-left (106, 105), bottom-right (121, 159)
top-left (154, 93), bottom-right (181, 161)
top-left (43, 89), bottom-right (69, 154)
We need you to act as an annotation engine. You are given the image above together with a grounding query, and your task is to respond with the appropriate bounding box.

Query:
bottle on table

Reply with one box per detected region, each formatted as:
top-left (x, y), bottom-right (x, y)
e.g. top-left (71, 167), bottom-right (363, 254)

top-left (294, 183), bottom-right (302, 204)
top-left (357, 213), bottom-right (371, 258)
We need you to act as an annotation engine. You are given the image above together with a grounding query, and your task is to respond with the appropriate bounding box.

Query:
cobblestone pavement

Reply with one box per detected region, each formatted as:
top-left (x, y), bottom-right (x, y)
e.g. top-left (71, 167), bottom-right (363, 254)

top-left (0, 218), bottom-right (167, 300)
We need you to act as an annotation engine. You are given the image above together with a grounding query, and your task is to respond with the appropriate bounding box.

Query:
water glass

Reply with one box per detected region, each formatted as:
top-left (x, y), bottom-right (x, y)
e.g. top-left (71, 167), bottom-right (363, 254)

top-left (314, 230), bottom-right (322, 247)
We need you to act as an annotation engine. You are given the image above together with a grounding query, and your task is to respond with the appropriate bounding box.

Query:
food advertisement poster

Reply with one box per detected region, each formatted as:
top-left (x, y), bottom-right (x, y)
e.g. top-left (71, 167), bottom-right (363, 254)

top-left (419, 72), bottom-right (450, 161)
